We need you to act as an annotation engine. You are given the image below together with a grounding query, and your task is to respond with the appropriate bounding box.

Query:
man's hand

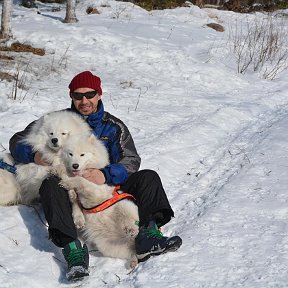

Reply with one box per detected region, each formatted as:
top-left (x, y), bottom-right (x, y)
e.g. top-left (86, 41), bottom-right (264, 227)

top-left (34, 151), bottom-right (51, 166)
top-left (81, 169), bottom-right (106, 185)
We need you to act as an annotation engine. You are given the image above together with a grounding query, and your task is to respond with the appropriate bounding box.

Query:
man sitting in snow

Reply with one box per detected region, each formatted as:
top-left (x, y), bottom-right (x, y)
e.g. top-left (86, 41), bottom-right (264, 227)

top-left (9, 71), bottom-right (182, 281)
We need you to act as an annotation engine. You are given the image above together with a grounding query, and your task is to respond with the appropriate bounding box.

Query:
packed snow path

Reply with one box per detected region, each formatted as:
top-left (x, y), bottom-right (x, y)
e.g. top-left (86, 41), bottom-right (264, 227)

top-left (113, 120), bottom-right (288, 288)
top-left (182, 116), bottom-right (288, 288)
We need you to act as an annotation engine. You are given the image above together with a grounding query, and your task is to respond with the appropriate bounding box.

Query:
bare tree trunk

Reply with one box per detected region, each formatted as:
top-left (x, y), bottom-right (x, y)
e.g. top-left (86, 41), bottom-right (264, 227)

top-left (196, 0), bottom-right (204, 8)
top-left (63, 0), bottom-right (78, 23)
top-left (0, 0), bottom-right (13, 40)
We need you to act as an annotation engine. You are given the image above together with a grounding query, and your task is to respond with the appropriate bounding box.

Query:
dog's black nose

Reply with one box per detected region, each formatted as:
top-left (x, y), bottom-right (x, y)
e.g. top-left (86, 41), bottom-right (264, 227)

top-left (72, 164), bottom-right (79, 169)
top-left (51, 138), bottom-right (58, 145)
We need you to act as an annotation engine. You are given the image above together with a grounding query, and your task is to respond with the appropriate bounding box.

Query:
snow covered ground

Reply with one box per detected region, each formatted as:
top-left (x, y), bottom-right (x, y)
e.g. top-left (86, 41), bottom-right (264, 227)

top-left (0, 1), bottom-right (288, 287)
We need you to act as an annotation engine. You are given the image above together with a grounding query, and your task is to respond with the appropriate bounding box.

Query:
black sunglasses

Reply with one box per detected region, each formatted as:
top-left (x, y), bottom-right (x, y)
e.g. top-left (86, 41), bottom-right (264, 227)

top-left (70, 90), bottom-right (98, 100)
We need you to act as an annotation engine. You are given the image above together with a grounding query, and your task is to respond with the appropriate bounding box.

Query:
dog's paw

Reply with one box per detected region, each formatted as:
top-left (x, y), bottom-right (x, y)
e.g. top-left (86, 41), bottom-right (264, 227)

top-left (129, 255), bottom-right (138, 269)
top-left (59, 178), bottom-right (76, 191)
top-left (59, 179), bottom-right (70, 190)
top-left (61, 177), bottom-right (82, 190)
top-left (124, 225), bottom-right (139, 238)
top-left (68, 189), bottom-right (77, 202)
top-left (49, 166), bottom-right (58, 176)
top-left (73, 214), bottom-right (86, 229)
top-left (50, 165), bottom-right (66, 177)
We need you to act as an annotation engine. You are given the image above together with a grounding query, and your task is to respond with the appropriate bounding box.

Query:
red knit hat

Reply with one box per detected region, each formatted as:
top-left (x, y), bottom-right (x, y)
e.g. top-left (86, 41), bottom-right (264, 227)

top-left (68, 71), bottom-right (102, 95)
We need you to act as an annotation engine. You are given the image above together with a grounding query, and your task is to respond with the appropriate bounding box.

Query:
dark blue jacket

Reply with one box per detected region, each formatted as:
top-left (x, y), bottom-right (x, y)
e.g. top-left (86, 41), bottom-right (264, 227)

top-left (9, 101), bottom-right (141, 185)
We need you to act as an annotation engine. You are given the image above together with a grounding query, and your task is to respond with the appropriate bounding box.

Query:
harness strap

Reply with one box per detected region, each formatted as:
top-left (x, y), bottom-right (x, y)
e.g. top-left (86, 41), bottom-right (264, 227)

top-left (80, 185), bottom-right (136, 213)
top-left (0, 159), bottom-right (17, 174)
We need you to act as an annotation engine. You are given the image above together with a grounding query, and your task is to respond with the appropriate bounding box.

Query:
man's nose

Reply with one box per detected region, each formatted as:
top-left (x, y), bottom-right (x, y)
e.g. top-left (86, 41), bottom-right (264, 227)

top-left (80, 96), bottom-right (89, 103)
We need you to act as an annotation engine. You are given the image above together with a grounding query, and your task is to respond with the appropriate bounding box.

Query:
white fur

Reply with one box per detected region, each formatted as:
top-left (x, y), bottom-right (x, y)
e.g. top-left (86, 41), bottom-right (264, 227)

top-left (0, 111), bottom-right (92, 205)
top-left (58, 134), bottom-right (139, 269)
top-left (23, 110), bottom-right (92, 165)
top-left (0, 153), bottom-right (21, 205)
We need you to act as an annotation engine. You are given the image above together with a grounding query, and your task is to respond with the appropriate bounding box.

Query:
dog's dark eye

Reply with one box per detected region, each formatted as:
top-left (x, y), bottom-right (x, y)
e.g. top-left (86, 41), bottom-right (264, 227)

top-left (62, 133), bottom-right (67, 135)
top-left (69, 153), bottom-right (73, 157)
top-left (50, 132), bottom-right (53, 136)
top-left (80, 154), bottom-right (85, 157)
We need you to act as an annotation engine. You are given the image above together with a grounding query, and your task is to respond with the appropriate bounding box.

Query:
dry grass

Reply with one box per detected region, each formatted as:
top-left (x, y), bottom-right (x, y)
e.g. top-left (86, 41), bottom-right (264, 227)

top-left (229, 16), bottom-right (288, 79)
top-left (0, 42), bottom-right (45, 100)
top-left (86, 6), bottom-right (100, 15)
top-left (0, 54), bottom-right (14, 61)
top-left (0, 72), bottom-right (15, 82)
top-left (0, 42), bottom-right (45, 56)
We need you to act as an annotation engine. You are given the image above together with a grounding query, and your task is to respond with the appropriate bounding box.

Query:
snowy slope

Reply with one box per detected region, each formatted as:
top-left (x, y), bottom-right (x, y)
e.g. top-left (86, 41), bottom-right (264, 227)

top-left (0, 1), bottom-right (288, 287)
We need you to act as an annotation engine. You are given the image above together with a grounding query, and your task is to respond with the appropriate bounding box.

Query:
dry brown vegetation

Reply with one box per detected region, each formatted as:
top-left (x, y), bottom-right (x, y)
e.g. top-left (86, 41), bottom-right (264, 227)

top-left (0, 54), bottom-right (14, 61)
top-left (0, 71), bottom-right (15, 82)
top-left (0, 42), bottom-right (45, 56)
top-left (206, 23), bottom-right (225, 32)
top-left (86, 6), bottom-right (100, 15)
top-left (229, 16), bottom-right (288, 79)
top-left (0, 42), bottom-right (46, 100)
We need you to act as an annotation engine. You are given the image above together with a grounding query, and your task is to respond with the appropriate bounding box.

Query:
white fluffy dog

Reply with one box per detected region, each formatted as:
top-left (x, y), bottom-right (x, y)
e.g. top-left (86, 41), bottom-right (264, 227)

top-left (0, 111), bottom-right (91, 206)
top-left (58, 134), bottom-right (139, 268)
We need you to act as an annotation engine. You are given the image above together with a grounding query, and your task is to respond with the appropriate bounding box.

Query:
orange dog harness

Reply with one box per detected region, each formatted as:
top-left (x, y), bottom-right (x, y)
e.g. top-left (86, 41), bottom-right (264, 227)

top-left (79, 186), bottom-right (135, 213)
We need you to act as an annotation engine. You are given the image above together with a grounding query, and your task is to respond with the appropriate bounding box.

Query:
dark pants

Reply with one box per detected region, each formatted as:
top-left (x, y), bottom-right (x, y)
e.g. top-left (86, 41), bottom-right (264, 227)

top-left (39, 169), bottom-right (174, 248)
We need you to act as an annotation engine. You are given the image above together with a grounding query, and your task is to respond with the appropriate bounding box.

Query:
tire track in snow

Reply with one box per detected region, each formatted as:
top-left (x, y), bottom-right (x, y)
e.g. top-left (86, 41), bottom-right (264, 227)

top-left (168, 104), bottom-right (288, 235)
top-left (121, 108), bottom-right (288, 288)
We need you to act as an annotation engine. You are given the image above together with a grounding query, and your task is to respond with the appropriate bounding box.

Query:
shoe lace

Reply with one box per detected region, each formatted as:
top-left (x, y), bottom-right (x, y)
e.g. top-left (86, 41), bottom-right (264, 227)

top-left (66, 248), bottom-right (86, 267)
top-left (145, 227), bottom-right (164, 239)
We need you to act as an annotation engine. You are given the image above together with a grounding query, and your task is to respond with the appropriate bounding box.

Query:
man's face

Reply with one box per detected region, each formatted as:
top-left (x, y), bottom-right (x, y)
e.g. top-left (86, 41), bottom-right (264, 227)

top-left (71, 87), bottom-right (101, 116)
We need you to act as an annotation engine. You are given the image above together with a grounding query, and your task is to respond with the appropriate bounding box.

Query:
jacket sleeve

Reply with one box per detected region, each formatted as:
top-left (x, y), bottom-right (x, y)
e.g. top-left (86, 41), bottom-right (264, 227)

top-left (101, 119), bottom-right (141, 186)
top-left (9, 121), bottom-right (36, 163)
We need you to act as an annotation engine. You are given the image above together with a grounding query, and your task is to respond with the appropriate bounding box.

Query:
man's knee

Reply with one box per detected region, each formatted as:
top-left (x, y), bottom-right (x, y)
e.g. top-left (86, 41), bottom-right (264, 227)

top-left (39, 175), bottom-right (63, 199)
top-left (137, 169), bottom-right (160, 182)
top-left (43, 175), bottom-right (61, 184)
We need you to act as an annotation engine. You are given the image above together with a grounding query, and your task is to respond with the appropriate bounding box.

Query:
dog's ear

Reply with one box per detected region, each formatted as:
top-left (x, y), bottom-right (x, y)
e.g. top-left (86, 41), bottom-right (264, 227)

top-left (87, 134), bottom-right (96, 144)
top-left (41, 114), bottom-right (50, 123)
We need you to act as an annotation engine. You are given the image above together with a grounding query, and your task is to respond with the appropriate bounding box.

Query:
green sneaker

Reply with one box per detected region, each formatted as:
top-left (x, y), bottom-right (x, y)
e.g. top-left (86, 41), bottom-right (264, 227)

top-left (135, 220), bottom-right (182, 262)
top-left (62, 240), bottom-right (89, 281)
